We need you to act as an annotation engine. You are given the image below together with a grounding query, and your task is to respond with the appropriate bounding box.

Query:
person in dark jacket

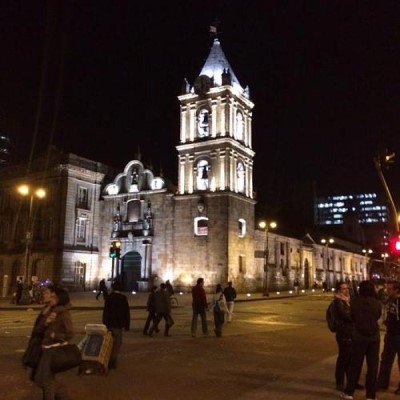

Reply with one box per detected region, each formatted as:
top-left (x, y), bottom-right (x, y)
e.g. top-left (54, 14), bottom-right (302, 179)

top-left (333, 281), bottom-right (353, 391)
top-left (341, 280), bottom-right (382, 400)
top-left (96, 278), bottom-right (108, 300)
top-left (377, 281), bottom-right (400, 392)
top-left (191, 277), bottom-right (209, 337)
top-left (34, 287), bottom-right (74, 400)
top-left (102, 281), bottom-right (130, 369)
top-left (16, 279), bottom-right (24, 305)
top-left (223, 281), bottom-right (237, 323)
top-left (148, 283), bottom-right (174, 337)
top-left (143, 285), bottom-right (158, 335)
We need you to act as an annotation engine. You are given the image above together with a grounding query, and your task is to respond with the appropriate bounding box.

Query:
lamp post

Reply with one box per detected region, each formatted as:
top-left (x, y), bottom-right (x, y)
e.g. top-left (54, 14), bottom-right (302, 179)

top-left (381, 252), bottom-right (389, 278)
top-left (362, 248), bottom-right (373, 280)
top-left (321, 238), bottom-right (334, 285)
top-left (259, 220), bottom-right (277, 296)
top-left (17, 184), bottom-right (46, 305)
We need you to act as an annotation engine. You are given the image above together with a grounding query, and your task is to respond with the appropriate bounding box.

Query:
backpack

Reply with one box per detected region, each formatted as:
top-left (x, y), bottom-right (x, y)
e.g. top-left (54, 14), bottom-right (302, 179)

top-left (326, 300), bottom-right (337, 333)
top-left (354, 300), bottom-right (377, 336)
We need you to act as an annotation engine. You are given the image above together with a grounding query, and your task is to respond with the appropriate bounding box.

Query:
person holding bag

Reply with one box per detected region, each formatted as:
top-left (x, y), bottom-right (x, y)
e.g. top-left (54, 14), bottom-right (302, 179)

top-left (34, 287), bottom-right (78, 400)
top-left (212, 284), bottom-right (228, 337)
top-left (22, 285), bottom-right (56, 377)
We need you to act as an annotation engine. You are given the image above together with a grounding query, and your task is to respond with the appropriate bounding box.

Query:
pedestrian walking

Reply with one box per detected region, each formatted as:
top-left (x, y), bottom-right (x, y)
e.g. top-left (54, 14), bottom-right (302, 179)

top-left (212, 284), bottom-right (227, 337)
top-left (293, 278), bottom-right (299, 295)
top-left (191, 277), bottom-right (209, 337)
top-left (33, 287), bottom-right (75, 400)
top-left (223, 281), bottom-right (237, 322)
top-left (96, 278), bottom-right (108, 300)
top-left (377, 280), bottom-right (400, 393)
top-left (143, 285), bottom-right (158, 335)
top-left (102, 281), bottom-right (130, 369)
top-left (148, 283), bottom-right (174, 337)
top-left (165, 280), bottom-right (174, 296)
top-left (340, 280), bottom-right (382, 400)
top-left (16, 279), bottom-right (24, 305)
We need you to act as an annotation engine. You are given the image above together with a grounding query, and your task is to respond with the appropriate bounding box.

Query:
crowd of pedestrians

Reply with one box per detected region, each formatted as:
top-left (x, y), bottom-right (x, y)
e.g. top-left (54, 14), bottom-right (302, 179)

top-left (22, 277), bottom-right (238, 398)
top-left (330, 279), bottom-right (400, 400)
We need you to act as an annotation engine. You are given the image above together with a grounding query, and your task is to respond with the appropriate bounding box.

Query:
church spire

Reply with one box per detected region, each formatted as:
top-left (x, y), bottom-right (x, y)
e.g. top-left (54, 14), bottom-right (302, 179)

top-left (197, 37), bottom-right (247, 98)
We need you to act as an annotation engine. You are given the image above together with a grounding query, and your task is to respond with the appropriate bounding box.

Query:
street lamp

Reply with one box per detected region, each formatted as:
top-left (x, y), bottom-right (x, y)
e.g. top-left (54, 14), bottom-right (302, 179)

top-left (321, 238), bottom-right (334, 284)
top-left (259, 220), bottom-right (277, 296)
top-left (381, 252), bottom-right (389, 277)
top-left (17, 184), bottom-right (46, 304)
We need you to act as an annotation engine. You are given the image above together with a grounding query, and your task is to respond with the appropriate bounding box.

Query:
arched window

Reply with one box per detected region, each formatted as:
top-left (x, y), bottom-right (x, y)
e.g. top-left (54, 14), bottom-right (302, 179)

top-left (194, 216), bottom-right (209, 236)
top-left (197, 109), bottom-right (209, 138)
top-left (196, 159), bottom-right (209, 190)
top-left (235, 111), bottom-right (244, 141)
top-left (237, 161), bottom-right (245, 193)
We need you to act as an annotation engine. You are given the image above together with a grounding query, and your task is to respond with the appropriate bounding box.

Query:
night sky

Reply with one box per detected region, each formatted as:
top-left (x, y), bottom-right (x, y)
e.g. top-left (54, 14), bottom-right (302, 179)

top-left (1, 1), bottom-right (399, 231)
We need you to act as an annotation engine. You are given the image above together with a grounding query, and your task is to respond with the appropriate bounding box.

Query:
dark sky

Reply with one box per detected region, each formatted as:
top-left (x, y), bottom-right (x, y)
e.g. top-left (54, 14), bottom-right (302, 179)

top-left (1, 1), bottom-right (400, 229)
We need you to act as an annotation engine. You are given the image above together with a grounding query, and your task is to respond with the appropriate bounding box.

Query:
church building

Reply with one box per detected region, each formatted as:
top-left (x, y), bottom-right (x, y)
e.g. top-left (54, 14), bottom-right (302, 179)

top-left (0, 37), bottom-right (369, 295)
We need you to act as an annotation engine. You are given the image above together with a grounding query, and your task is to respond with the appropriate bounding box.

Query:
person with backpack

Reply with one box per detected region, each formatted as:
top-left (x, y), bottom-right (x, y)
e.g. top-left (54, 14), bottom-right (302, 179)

top-left (340, 280), bottom-right (382, 400)
top-left (377, 281), bottom-right (400, 393)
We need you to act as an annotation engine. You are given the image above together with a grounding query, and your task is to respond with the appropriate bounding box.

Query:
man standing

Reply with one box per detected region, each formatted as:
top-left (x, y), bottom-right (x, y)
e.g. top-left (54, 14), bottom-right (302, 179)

top-left (16, 279), bottom-right (24, 305)
top-left (191, 278), bottom-right (209, 337)
top-left (377, 281), bottom-right (400, 392)
top-left (223, 281), bottom-right (237, 323)
top-left (102, 281), bottom-right (130, 369)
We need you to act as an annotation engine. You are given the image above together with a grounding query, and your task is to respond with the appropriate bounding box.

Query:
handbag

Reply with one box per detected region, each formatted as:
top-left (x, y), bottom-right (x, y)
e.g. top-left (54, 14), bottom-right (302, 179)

top-left (22, 336), bottom-right (43, 368)
top-left (50, 344), bottom-right (82, 373)
top-left (216, 294), bottom-right (227, 313)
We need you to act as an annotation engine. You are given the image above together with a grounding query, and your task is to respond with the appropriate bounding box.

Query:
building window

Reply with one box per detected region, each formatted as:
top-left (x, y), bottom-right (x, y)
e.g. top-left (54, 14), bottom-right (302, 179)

top-left (235, 111), bottom-right (244, 141)
top-left (74, 261), bottom-right (86, 287)
top-left (127, 199), bottom-right (141, 222)
top-left (196, 159), bottom-right (209, 190)
top-left (238, 218), bottom-right (246, 237)
top-left (237, 161), bottom-right (245, 193)
top-left (77, 187), bottom-right (89, 209)
top-left (76, 218), bottom-right (87, 243)
top-left (239, 255), bottom-right (246, 273)
top-left (197, 109), bottom-right (209, 138)
top-left (194, 216), bottom-right (208, 236)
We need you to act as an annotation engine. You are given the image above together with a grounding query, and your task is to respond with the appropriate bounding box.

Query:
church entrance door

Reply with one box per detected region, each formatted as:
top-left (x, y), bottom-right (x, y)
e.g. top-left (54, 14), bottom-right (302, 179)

top-left (121, 251), bottom-right (142, 291)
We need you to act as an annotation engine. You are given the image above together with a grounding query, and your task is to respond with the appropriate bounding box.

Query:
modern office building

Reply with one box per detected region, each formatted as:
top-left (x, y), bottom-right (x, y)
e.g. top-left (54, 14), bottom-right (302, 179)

top-left (315, 193), bottom-right (388, 225)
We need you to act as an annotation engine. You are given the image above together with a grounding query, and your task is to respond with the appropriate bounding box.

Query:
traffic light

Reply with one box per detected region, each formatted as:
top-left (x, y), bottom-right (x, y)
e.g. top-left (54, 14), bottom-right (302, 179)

top-left (109, 241), bottom-right (121, 258)
top-left (109, 246), bottom-right (117, 258)
top-left (389, 235), bottom-right (400, 255)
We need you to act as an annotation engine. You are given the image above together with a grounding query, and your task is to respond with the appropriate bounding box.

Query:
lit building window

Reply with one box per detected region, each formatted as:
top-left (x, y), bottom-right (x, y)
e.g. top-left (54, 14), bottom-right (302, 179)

top-left (197, 109), bottom-right (209, 138)
top-left (238, 218), bottom-right (246, 237)
top-left (196, 159), bottom-right (209, 190)
top-left (77, 187), bottom-right (88, 209)
top-left (194, 216), bottom-right (208, 236)
top-left (76, 218), bottom-right (87, 243)
top-left (237, 162), bottom-right (245, 193)
top-left (235, 111), bottom-right (244, 141)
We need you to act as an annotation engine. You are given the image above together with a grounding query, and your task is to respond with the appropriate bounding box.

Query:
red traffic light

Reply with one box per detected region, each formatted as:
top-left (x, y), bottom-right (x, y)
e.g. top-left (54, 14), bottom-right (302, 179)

top-left (389, 236), bottom-right (400, 254)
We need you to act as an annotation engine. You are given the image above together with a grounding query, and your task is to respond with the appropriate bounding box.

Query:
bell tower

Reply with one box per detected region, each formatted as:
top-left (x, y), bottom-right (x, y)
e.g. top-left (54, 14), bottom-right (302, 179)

top-left (177, 38), bottom-right (255, 197)
top-left (173, 36), bottom-right (257, 290)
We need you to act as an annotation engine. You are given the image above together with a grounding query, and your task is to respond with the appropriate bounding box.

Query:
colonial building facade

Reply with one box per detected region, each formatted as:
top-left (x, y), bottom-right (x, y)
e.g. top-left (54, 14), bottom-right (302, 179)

top-left (0, 38), bottom-right (368, 295)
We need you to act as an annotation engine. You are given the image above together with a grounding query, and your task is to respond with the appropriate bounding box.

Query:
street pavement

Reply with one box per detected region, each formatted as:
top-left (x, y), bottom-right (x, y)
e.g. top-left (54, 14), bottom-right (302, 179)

top-left (0, 290), bottom-right (399, 400)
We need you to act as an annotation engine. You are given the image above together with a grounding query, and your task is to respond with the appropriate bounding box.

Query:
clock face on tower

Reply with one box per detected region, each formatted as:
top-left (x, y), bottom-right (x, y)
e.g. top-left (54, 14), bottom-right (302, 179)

top-left (194, 75), bottom-right (212, 95)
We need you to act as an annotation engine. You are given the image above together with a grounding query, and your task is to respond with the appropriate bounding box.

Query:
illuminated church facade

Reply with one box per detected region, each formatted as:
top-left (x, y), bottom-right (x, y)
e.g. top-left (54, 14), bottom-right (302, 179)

top-left (0, 38), bottom-right (369, 294)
